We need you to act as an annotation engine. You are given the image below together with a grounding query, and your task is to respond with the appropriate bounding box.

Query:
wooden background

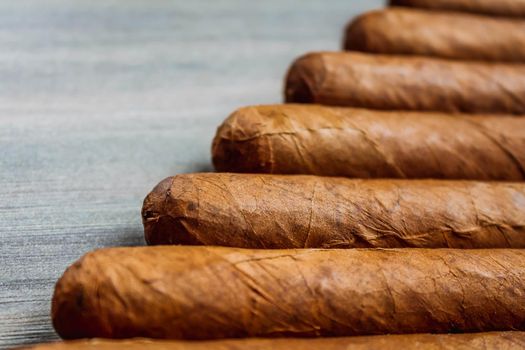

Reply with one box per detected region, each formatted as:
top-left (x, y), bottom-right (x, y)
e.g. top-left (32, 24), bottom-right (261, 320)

top-left (0, 1), bottom-right (382, 348)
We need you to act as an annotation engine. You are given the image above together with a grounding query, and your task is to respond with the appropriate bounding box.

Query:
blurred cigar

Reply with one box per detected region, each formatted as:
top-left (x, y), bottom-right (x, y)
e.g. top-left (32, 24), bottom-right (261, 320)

top-left (285, 51), bottom-right (525, 114)
top-left (345, 8), bottom-right (525, 62)
top-left (19, 332), bottom-right (525, 350)
top-left (390, 0), bottom-right (525, 18)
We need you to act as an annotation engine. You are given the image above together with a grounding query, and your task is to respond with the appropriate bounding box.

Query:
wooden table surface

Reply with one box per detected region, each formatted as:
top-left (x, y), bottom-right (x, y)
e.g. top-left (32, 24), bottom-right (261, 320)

top-left (0, 1), bottom-right (382, 348)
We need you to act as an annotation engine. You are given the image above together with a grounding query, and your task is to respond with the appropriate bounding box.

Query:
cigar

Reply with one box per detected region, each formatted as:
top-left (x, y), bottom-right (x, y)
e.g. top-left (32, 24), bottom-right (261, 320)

top-left (19, 332), bottom-right (525, 350)
top-left (284, 51), bottom-right (525, 114)
top-left (212, 104), bottom-right (525, 180)
top-left (142, 173), bottom-right (525, 249)
top-left (345, 8), bottom-right (525, 62)
top-left (52, 246), bottom-right (525, 339)
top-left (390, 0), bottom-right (525, 18)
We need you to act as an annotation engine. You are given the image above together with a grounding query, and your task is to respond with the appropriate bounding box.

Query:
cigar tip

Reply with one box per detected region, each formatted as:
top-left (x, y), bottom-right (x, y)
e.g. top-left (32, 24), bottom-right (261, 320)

top-left (143, 175), bottom-right (206, 246)
top-left (344, 10), bottom-right (381, 51)
top-left (142, 176), bottom-right (173, 225)
top-left (212, 106), bottom-right (270, 173)
top-left (142, 176), bottom-right (175, 245)
top-left (211, 110), bottom-right (241, 172)
top-left (389, 0), bottom-right (408, 6)
top-left (285, 53), bottom-right (326, 104)
top-left (52, 251), bottom-right (106, 339)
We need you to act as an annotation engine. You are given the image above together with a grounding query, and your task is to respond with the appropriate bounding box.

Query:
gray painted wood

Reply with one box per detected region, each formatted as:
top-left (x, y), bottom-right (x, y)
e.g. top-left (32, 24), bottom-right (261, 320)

top-left (0, 1), bottom-right (383, 348)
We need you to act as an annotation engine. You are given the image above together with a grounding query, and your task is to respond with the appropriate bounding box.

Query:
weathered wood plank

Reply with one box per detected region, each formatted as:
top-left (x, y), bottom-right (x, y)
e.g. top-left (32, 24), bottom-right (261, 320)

top-left (0, 1), bottom-right (382, 348)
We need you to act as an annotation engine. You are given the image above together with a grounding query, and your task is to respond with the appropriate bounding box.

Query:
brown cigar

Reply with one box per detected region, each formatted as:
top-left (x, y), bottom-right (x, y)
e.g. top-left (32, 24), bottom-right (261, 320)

top-left (390, 0), bottom-right (525, 18)
top-left (284, 51), bottom-right (525, 114)
top-left (345, 8), bottom-right (525, 62)
top-left (142, 173), bottom-right (525, 249)
top-left (212, 104), bottom-right (525, 180)
top-left (19, 332), bottom-right (525, 350)
top-left (52, 247), bottom-right (525, 339)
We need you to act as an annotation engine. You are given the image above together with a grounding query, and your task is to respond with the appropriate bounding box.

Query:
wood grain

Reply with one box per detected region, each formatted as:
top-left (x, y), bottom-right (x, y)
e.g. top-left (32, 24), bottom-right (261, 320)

top-left (0, 1), bottom-right (382, 348)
